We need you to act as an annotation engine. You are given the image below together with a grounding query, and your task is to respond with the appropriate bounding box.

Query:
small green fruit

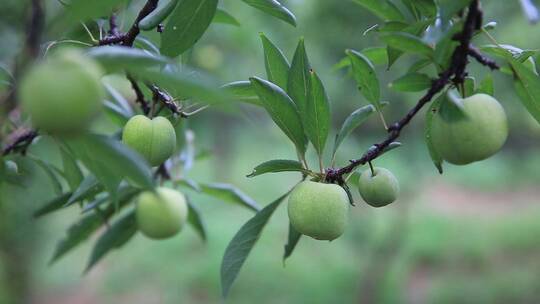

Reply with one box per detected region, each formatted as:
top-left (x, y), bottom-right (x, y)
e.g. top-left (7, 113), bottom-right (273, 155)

top-left (19, 49), bottom-right (104, 134)
top-left (431, 93), bottom-right (508, 165)
top-left (136, 187), bottom-right (188, 239)
top-left (288, 181), bottom-right (349, 241)
top-left (122, 115), bottom-right (176, 166)
top-left (358, 167), bottom-right (399, 207)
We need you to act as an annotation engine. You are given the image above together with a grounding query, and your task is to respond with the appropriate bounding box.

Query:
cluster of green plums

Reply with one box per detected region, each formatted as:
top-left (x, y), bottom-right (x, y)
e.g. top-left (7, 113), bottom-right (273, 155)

top-left (288, 167), bottom-right (400, 241)
top-left (19, 49), bottom-right (186, 239)
top-left (289, 93), bottom-right (508, 241)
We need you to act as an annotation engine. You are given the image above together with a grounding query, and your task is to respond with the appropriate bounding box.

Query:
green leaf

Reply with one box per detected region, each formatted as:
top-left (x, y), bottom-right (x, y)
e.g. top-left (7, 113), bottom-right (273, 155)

top-left (305, 70), bottom-right (331, 157)
top-left (346, 49), bottom-right (380, 108)
top-left (85, 210), bottom-right (137, 272)
top-left (260, 33), bottom-right (290, 90)
top-left (82, 186), bottom-right (140, 213)
top-left (200, 183), bottom-right (260, 212)
top-left (49, 193), bottom-right (134, 264)
top-left (332, 104), bottom-right (377, 157)
top-left (28, 156), bottom-right (63, 195)
top-left (221, 192), bottom-right (288, 298)
top-left (366, 141), bottom-right (402, 157)
top-left (132, 67), bottom-right (230, 105)
top-left (33, 192), bottom-right (73, 218)
top-left (213, 9), bottom-right (240, 26)
top-left (283, 223), bottom-right (301, 263)
top-left (250, 76), bottom-right (307, 155)
top-left (380, 32), bottom-right (434, 58)
top-left (439, 0), bottom-right (471, 24)
top-left (477, 74), bottom-right (494, 95)
top-left (247, 159), bottom-right (305, 177)
top-left (510, 58), bottom-right (540, 124)
top-left (401, 0), bottom-right (437, 19)
top-left (463, 76), bottom-right (475, 97)
top-left (87, 46), bottom-right (168, 72)
top-left (64, 0), bottom-right (125, 22)
top-left (288, 38), bottom-right (311, 117)
top-left (333, 48), bottom-right (388, 71)
top-left (425, 95), bottom-right (444, 173)
top-left (240, 0), bottom-right (297, 26)
top-left (389, 72), bottom-right (432, 92)
top-left (65, 174), bottom-right (102, 207)
top-left (186, 197), bottom-right (207, 242)
top-left (67, 134), bottom-right (154, 192)
top-left (60, 145), bottom-right (84, 191)
top-left (161, 0), bottom-right (218, 57)
top-left (352, 0), bottom-right (405, 21)
top-left (221, 81), bottom-right (261, 106)
top-left (139, 0), bottom-right (180, 31)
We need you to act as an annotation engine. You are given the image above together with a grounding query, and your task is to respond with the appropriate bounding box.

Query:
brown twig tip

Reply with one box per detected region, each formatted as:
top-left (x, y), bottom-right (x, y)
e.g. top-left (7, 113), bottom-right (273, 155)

top-left (468, 46), bottom-right (500, 70)
top-left (2, 129), bottom-right (38, 156)
top-left (326, 0), bottom-right (486, 183)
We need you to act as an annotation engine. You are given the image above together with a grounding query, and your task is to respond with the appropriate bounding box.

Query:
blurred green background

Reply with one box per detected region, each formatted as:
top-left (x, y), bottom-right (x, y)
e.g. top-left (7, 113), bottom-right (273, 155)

top-left (1, 0), bottom-right (540, 303)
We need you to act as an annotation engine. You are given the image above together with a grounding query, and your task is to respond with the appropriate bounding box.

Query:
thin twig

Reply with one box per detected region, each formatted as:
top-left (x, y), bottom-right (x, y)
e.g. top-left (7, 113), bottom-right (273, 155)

top-left (2, 129), bottom-right (38, 156)
top-left (127, 75), bottom-right (150, 115)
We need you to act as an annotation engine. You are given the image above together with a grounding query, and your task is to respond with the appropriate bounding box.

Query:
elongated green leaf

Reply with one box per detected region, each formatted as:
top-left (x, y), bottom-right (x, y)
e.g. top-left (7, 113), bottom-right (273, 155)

top-left (463, 76), bottom-right (475, 97)
top-left (82, 186), bottom-right (140, 213)
top-left (352, 0), bottom-right (405, 21)
top-left (288, 38), bottom-right (311, 117)
top-left (333, 47), bottom-right (388, 71)
top-left (305, 70), bottom-right (331, 157)
top-left (161, 0), bottom-right (218, 57)
top-left (213, 9), bottom-right (240, 26)
top-left (49, 191), bottom-right (135, 264)
top-left (240, 0), bottom-right (296, 26)
top-left (221, 193), bottom-right (288, 298)
top-left (221, 81), bottom-right (261, 106)
top-left (87, 46), bottom-right (168, 72)
top-left (34, 192), bottom-right (73, 218)
top-left (60, 145), bottom-right (84, 191)
top-left (65, 174), bottom-right (102, 207)
top-left (132, 67), bottom-right (230, 105)
top-left (389, 72), bottom-right (432, 92)
top-left (510, 58), bottom-right (540, 124)
top-left (333, 104), bottom-right (377, 157)
top-left (28, 156), bottom-right (63, 195)
top-left (139, 0), bottom-right (179, 31)
top-left (85, 210), bottom-right (137, 272)
top-left (64, 0), bottom-right (125, 22)
top-left (381, 32), bottom-right (434, 58)
top-left (200, 183), bottom-right (260, 212)
top-left (401, 0), bottom-right (437, 19)
top-left (283, 223), bottom-right (301, 263)
top-left (477, 74), bottom-right (494, 95)
top-left (250, 76), bottom-right (307, 155)
top-left (260, 33), bottom-right (290, 90)
top-left (346, 49), bottom-right (380, 107)
top-left (425, 94), bottom-right (444, 173)
top-left (439, 0), bottom-right (471, 24)
top-left (247, 159), bottom-right (305, 177)
top-left (187, 198), bottom-right (207, 242)
top-left (67, 134), bottom-right (154, 192)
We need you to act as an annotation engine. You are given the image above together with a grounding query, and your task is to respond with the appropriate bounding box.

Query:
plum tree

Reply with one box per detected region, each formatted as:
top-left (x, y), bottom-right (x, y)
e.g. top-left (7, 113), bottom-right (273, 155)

top-left (358, 167), bottom-right (399, 207)
top-left (19, 49), bottom-right (104, 135)
top-left (136, 187), bottom-right (188, 239)
top-left (431, 94), bottom-right (508, 165)
top-left (288, 181), bottom-right (349, 241)
top-left (122, 115), bottom-right (177, 166)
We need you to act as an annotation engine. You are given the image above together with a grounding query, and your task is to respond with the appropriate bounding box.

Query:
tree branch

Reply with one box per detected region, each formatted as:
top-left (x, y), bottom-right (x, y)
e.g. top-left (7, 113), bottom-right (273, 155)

top-left (127, 75), bottom-right (150, 115)
top-left (326, 0), bottom-right (495, 183)
top-left (2, 129), bottom-right (38, 156)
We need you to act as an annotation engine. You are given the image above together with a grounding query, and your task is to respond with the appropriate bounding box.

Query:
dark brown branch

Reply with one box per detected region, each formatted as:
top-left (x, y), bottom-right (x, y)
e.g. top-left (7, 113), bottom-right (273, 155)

top-left (468, 45), bottom-right (500, 69)
top-left (127, 75), bottom-right (150, 115)
top-left (2, 129), bottom-right (38, 156)
top-left (123, 0), bottom-right (159, 46)
top-left (326, 0), bottom-right (492, 183)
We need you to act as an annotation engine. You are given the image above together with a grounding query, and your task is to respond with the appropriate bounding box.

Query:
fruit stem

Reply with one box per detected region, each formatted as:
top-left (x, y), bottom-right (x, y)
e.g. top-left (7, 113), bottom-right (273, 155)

top-left (368, 161), bottom-right (375, 177)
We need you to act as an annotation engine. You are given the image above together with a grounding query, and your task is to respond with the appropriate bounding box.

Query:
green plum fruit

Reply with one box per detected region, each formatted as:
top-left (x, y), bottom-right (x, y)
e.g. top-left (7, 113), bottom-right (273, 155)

top-left (19, 49), bottom-right (104, 134)
top-left (136, 187), bottom-right (188, 239)
top-left (358, 167), bottom-right (399, 207)
top-left (431, 93), bottom-right (508, 165)
top-left (122, 115), bottom-right (176, 166)
top-left (288, 181), bottom-right (349, 241)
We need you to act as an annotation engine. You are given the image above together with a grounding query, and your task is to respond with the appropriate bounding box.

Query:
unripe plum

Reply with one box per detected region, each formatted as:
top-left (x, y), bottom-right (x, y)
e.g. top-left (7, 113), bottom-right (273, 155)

top-left (358, 167), bottom-right (399, 207)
